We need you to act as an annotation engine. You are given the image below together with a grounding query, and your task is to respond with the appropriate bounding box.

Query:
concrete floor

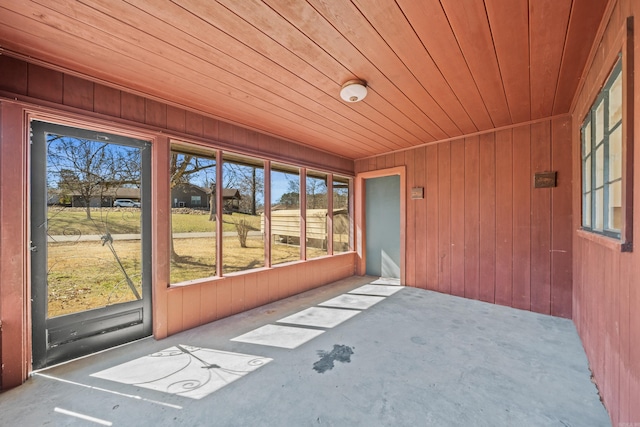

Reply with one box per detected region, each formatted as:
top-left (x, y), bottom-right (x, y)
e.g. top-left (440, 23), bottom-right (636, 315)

top-left (0, 276), bottom-right (610, 426)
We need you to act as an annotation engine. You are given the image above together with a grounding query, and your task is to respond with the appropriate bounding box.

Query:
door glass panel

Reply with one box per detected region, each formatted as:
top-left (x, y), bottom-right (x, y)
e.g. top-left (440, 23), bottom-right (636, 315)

top-left (46, 132), bottom-right (143, 318)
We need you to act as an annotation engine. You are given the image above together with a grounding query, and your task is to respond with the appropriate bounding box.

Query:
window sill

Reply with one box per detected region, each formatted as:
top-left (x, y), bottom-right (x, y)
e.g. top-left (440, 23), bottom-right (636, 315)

top-left (168, 252), bottom-right (357, 288)
top-left (576, 229), bottom-right (633, 252)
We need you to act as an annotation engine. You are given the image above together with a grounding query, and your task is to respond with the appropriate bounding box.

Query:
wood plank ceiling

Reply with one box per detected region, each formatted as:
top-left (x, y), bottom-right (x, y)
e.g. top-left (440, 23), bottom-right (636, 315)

top-left (0, 0), bottom-right (607, 160)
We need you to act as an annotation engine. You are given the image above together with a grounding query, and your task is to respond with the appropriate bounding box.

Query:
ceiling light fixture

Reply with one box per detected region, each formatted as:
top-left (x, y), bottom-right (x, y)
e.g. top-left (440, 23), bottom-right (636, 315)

top-left (340, 79), bottom-right (368, 103)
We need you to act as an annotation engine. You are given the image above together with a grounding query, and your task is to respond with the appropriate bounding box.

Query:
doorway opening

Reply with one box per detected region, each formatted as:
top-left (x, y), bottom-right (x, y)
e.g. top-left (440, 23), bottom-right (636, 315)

top-left (355, 167), bottom-right (405, 283)
top-left (365, 176), bottom-right (401, 278)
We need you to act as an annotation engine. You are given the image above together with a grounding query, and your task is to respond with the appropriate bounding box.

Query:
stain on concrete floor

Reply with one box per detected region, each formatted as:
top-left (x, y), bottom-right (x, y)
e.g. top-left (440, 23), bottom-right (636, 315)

top-left (313, 344), bottom-right (354, 373)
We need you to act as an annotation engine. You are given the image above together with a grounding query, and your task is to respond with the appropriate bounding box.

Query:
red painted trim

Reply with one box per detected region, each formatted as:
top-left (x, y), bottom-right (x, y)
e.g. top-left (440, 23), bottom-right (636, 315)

top-left (264, 161), bottom-right (272, 267)
top-left (327, 174), bottom-right (334, 255)
top-left (0, 102), bottom-right (29, 389)
top-left (300, 168), bottom-right (307, 260)
top-left (216, 150), bottom-right (223, 277)
top-left (152, 135), bottom-right (171, 339)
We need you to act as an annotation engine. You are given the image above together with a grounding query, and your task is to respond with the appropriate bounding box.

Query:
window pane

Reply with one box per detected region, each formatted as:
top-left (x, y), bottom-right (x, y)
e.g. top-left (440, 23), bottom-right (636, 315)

top-left (222, 154), bottom-right (264, 274)
top-left (582, 122), bottom-right (592, 157)
top-left (584, 192), bottom-right (592, 227)
top-left (582, 121), bottom-right (592, 229)
top-left (581, 58), bottom-right (624, 239)
top-left (333, 176), bottom-right (350, 253)
top-left (584, 156), bottom-right (591, 193)
top-left (595, 144), bottom-right (604, 187)
top-left (595, 188), bottom-right (604, 230)
top-left (595, 100), bottom-right (604, 143)
top-left (170, 151), bottom-right (217, 283)
top-left (271, 164), bottom-right (300, 265)
top-left (609, 126), bottom-right (622, 181)
top-left (306, 171), bottom-right (328, 259)
top-left (609, 72), bottom-right (622, 126)
top-left (608, 180), bottom-right (622, 231)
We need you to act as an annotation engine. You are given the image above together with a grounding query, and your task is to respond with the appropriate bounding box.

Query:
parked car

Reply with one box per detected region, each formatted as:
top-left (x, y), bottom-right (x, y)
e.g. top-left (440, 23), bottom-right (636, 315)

top-left (113, 199), bottom-right (141, 208)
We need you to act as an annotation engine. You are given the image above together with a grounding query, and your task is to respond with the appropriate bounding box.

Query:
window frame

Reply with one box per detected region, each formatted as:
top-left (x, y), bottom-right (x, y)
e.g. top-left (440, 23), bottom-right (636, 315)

top-left (579, 19), bottom-right (634, 252)
top-left (168, 141), bottom-right (354, 285)
top-left (331, 174), bottom-right (352, 254)
top-left (581, 58), bottom-right (622, 239)
top-left (305, 169), bottom-right (329, 260)
top-left (168, 147), bottom-right (219, 284)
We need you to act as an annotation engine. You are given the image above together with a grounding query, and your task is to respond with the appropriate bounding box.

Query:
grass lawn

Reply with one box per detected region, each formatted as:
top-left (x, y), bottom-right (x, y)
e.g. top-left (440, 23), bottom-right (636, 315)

top-left (47, 235), bottom-right (325, 317)
top-left (169, 236), bottom-right (326, 283)
top-left (47, 239), bottom-right (143, 317)
top-left (45, 207), bottom-right (332, 317)
top-left (46, 207), bottom-right (260, 235)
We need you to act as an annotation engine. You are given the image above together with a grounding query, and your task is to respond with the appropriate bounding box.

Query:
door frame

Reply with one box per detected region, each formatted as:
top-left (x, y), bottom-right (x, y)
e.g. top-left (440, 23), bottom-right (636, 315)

top-left (355, 166), bottom-right (406, 283)
top-left (30, 119), bottom-right (154, 369)
top-left (0, 100), bottom-right (172, 388)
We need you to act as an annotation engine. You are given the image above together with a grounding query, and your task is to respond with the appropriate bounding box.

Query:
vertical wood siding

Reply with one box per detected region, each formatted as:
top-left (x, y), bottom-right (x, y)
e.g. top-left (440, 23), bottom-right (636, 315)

top-left (166, 254), bottom-right (356, 336)
top-left (355, 117), bottom-right (573, 319)
top-left (571, 1), bottom-right (640, 424)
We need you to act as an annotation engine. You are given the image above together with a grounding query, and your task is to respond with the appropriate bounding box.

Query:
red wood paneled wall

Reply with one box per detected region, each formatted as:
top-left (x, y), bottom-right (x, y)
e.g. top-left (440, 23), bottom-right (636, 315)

top-left (166, 255), bottom-right (355, 335)
top-left (355, 117), bottom-right (574, 318)
top-left (571, 1), bottom-right (640, 424)
top-left (0, 55), bottom-right (355, 390)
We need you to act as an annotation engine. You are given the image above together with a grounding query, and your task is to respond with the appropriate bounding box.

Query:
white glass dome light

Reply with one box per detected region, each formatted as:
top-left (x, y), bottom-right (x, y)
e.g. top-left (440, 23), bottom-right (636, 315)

top-left (340, 80), bottom-right (368, 103)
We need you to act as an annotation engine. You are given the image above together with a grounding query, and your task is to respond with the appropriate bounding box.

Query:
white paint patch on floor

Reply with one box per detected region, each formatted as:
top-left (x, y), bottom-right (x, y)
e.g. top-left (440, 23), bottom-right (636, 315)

top-left (318, 294), bottom-right (386, 310)
top-left (369, 277), bottom-right (401, 286)
top-left (231, 324), bottom-right (325, 349)
top-left (91, 345), bottom-right (271, 400)
top-left (349, 284), bottom-right (404, 297)
top-left (277, 307), bottom-right (360, 328)
top-left (54, 408), bottom-right (112, 426)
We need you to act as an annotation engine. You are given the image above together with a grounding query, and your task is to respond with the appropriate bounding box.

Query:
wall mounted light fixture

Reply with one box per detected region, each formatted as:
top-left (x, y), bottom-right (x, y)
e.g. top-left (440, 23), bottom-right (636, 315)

top-left (340, 80), bottom-right (368, 103)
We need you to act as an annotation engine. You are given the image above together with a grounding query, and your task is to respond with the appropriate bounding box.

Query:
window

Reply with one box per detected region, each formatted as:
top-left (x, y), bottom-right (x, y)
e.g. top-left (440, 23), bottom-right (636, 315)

top-left (332, 175), bottom-right (351, 253)
top-left (581, 58), bottom-right (625, 239)
top-left (169, 149), bottom-right (217, 283)
top-left (306, 171), bottom-right (328, 259)
top-left (222, 153), bottom-right (265, 273)
top-left (168, 143), bottom-right (354, 284)
top-left (271, 163), bottom-right (301, 264)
